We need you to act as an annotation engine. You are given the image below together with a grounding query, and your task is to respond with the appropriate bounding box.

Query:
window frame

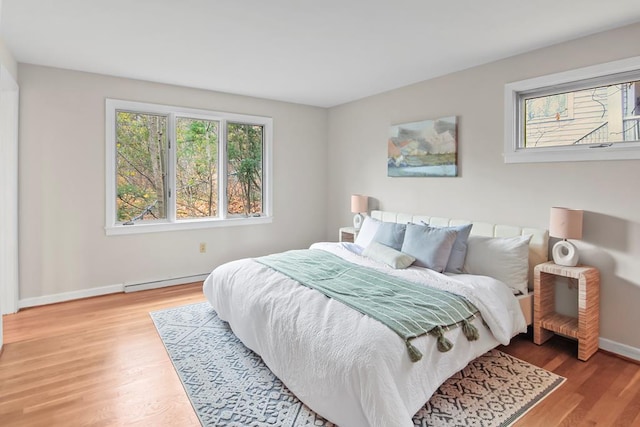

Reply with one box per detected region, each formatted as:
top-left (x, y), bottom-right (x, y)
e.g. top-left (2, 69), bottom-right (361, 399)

top-left (105, 99), bottom-right (272, 235)
top-left (504, 55), bottom-right (640, 163)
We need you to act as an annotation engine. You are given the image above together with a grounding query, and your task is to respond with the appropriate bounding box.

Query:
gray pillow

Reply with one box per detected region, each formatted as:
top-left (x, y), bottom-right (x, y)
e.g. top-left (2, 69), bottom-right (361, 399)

top-left (372, 222), bottom-right (406, 251)
top-left (428, 223), bottom-right (473, 273)
top-left (401, 223), bottom-right (458, 273)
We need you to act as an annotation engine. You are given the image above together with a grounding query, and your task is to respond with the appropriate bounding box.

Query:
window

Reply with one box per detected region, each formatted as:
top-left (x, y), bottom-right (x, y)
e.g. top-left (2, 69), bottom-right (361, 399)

top-left (106, 99), bottom-right (272, 235)
top-left (504, 56), bottom-right (640, 163)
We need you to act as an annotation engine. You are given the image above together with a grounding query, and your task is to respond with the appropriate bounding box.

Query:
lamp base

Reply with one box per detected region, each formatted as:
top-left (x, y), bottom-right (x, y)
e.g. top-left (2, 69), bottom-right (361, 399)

top-left (353, 213), bottom-right (363, 231)
top-left (552, 240), bottom-right (579, 266)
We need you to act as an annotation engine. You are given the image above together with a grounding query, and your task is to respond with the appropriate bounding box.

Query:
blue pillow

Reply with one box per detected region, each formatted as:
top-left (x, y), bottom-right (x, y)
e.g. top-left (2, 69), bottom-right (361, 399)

top-left (401, 224), bottom-right (458, 273)
top-left (421, 222), bottom-right (472, 273)
top-left (442, 224), bottom-right (473, 273)
top-left (372, 222), bottom-right (406, 251)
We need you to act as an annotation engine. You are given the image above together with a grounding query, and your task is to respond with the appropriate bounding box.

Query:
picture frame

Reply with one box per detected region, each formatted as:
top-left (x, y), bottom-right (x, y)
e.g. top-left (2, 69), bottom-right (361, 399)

top-left (388, 116), bottom-right (458, 177)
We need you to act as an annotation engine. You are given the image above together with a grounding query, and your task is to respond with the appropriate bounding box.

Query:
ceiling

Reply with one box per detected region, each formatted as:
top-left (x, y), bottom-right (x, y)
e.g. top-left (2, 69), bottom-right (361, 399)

top-left (2, 0), bottom-right (640, 108)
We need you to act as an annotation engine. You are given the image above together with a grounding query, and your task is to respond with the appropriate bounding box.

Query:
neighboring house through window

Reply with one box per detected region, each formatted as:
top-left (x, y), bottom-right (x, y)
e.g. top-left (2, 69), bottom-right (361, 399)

top-left (105, 99), bottom-right (272, 235)
top-left (504, 56), bottom-right (640, 163)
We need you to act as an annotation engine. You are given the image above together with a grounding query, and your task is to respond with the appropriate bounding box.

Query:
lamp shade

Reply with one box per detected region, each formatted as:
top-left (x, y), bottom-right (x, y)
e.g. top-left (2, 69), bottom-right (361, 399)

top-left (351, 194), bottom-right (368, 214)
top-left (549, 207), bottom-right (583, 240)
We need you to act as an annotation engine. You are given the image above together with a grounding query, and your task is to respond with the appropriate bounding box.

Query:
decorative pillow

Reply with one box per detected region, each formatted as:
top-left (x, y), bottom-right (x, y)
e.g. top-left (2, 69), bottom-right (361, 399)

top-left (354, 216), bottom-right (381, 248)
top-left (363, 241), bottom-right (416, 269)
top-left (341, 242), bottom-right (364, 256)
top-left (372, 222), bottom-right (407, 251)
top-left (463, 234), bottom-right (532, 294)
top-left (424, 223), bottom-right (472, 274)
top-left (400, 223), bottom-right (458, 273)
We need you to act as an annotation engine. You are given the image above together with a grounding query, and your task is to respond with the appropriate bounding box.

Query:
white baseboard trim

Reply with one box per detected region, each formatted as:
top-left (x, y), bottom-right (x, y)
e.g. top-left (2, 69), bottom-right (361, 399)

top-left (19, 283), bottom-right (125, 309)
top-left (124, 274), bottom-right (208, 293)
top-left (599, 337), bottom-right (640, 362)
top-left (17, 274), bottom-right (209, 309)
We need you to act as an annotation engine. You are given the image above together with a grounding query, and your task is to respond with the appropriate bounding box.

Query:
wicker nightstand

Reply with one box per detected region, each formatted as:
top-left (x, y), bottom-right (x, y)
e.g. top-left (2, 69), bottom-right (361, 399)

top-left (533, 261), bottom-right (600, 361)
top-left (339, 227), bottom-right (357, 243)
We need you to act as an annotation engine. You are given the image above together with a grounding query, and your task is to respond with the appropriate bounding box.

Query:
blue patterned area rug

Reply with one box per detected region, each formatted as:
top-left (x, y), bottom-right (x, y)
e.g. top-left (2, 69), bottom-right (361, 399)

top-left (150, 302), bottom-right (564, 427)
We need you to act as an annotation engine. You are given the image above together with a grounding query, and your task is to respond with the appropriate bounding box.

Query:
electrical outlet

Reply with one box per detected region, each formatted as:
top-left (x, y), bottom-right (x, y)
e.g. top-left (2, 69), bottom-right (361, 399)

top-left (199, 242), bottom-right (206, 253)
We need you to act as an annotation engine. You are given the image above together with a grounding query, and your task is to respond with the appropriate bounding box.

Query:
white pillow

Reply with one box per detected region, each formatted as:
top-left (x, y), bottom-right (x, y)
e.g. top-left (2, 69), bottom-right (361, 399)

top-left (354, 216), bottom-right (382, 248)
top-left (463, 235), bottom-right (532, 294)
top-left (363, 241), bottom-right (416, 269)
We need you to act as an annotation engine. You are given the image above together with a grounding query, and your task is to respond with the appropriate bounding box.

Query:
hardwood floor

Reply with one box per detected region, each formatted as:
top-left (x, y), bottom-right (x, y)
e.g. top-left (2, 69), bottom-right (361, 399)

top-left (0, 284), bottom-right (205, 427)
top-left (501, 334), bottom-right (640, 426)
top-left (1, 283), bottom-right (639, 426)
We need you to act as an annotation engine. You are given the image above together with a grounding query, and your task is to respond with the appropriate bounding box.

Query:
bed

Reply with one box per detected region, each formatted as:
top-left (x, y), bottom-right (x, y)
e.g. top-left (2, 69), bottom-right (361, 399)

top-left (203, 210), bottom-right (548, 427)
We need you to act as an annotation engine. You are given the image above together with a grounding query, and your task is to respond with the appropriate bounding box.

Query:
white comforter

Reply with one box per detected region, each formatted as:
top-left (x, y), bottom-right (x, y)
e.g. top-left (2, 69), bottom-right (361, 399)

top-left (203, 242), bottom-right (526, 427)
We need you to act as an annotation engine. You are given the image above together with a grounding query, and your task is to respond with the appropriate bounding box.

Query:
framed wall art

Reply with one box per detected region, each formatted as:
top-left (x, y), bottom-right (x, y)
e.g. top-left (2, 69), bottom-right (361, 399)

top-left (388, 116), bottom-right (458, 177)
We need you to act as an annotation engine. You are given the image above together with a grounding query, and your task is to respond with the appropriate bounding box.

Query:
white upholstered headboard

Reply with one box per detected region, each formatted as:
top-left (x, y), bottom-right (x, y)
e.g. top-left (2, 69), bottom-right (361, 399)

top-left (370, 210), bottom-right (549, 290)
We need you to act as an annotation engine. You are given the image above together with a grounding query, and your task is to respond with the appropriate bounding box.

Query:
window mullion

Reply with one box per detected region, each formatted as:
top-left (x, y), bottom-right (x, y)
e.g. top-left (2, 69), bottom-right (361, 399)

top-left (219, 119), bottom-right (228, 219)
top-left (167, 113), bottom-right (177, 223)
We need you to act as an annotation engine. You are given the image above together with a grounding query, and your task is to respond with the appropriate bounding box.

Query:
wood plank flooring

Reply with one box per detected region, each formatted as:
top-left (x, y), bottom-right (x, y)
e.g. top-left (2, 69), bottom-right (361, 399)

top-left (1, 283), bottom-right (639, 426)
top-left (0, 284), bottom-right (205, 427)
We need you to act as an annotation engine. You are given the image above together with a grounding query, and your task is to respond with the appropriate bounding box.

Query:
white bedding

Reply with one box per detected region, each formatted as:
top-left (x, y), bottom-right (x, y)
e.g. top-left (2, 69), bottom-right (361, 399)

top-left (203, 242), bottom-right (527, 427)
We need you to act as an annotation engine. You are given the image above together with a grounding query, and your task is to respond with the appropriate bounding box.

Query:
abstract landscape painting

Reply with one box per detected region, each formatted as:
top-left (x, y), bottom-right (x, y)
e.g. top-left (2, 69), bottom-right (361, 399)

top-left (388, 116), bottom-right (458, 177)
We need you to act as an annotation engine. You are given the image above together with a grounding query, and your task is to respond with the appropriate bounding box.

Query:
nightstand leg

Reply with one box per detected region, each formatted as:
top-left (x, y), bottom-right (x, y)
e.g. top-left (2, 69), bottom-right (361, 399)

top-left (534, 271), bottom-right (555, 345)
top-left (577, 270), bottom-right (600, 361)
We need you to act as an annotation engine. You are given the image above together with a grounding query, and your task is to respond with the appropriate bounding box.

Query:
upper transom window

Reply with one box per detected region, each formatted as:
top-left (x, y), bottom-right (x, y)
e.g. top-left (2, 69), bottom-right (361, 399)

top-left (504, 56), bottom-right (640, 163)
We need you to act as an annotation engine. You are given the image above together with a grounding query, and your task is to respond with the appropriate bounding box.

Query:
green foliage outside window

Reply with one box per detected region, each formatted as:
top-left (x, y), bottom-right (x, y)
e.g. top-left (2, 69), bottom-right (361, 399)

top-left (116, 111), bottom-right (263, 223)
top-left (116, 111), bottom-right (167, 222)
top-left (176, 117), bottom-right (219, 218)
top-left (227, 123), bottom-right (263, 216)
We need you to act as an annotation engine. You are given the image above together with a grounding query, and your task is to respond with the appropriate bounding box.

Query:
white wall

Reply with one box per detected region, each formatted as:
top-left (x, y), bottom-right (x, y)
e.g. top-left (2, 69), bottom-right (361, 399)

top-left (18, 64), bottom-right (328, 300)
top-left (326, 23), bottom-right (640, 353)
top-left (0, 27), bottom-right (18, 353)
top-left (0, 37), bottom-right (16, 81)
top-left (0, 64), bottom-right (18, 311)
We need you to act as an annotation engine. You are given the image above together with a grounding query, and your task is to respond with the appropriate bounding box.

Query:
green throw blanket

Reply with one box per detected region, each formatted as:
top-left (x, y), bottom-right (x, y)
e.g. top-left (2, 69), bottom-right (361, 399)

top-left (256, 249), bottom-right (480, 362)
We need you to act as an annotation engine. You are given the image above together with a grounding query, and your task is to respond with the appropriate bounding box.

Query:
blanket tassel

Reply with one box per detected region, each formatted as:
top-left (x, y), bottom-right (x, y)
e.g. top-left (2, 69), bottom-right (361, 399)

top-left (462, 319), bottom-right (479, 341)
top-left (405, 340), bottom-right (423, 362)
top-left (433, 326), bottom-right (453, 352)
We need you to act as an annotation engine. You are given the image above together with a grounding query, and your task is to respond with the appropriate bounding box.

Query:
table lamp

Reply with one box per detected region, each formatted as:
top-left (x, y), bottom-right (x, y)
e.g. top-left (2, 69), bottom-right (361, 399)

top-left (351, 194), bottom-right (368, 231)
top-left (549, 207), bottom-right (583, 266)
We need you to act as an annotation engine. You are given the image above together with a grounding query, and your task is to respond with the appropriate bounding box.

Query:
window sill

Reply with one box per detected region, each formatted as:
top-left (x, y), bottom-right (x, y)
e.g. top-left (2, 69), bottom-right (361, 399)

top-left (504, 142), bottom-right (640, 164)
top-left (105, 215), bottom-right (273, 236)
